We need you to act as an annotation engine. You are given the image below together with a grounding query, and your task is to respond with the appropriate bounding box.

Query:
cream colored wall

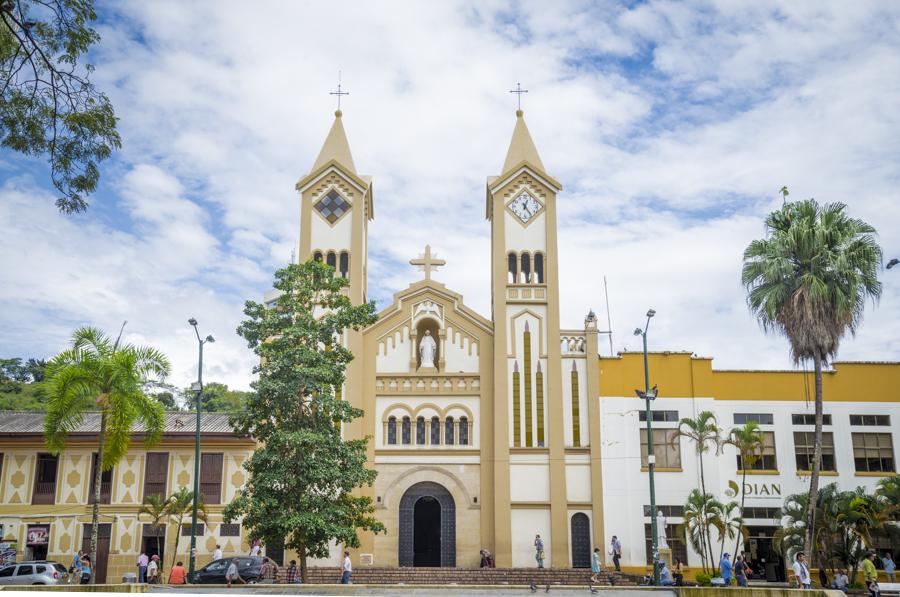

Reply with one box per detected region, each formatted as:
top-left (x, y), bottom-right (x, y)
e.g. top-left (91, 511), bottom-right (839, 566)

top-left (504, 209), bottom-right (547, 252)
top-left (443, 325), bottom-right (480, 372)
top-left (510, 461), bottom-right (550, 502)
top-left (511, 508), bottom-right (551, 567)
top-left (308, 186), bottom-right (354, 252)
top-left (376, 325), bottom-right (411, 373)
top-left (565, 462), bottom-right (592, 503)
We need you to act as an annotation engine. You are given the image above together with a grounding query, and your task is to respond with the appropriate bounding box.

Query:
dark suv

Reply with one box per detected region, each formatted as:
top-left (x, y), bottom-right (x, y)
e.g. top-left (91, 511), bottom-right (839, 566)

top-left (188, 557), bottom-right (263, 584)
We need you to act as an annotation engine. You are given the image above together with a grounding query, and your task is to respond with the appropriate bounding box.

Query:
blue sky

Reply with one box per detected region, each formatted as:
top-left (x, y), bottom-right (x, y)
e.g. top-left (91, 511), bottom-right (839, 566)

top-left (2, 0), bottom-right (899, 390)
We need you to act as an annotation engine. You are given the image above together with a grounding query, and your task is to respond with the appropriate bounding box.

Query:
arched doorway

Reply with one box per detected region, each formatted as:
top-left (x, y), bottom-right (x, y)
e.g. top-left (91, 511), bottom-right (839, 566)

top-left (571, 513), bottom-right (591, 568)
top-left (399, 482), bottom-right (455, 567)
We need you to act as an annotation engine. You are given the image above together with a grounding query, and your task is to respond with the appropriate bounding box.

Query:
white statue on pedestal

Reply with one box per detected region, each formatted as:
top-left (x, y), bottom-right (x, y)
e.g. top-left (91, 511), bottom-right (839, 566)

top-left (657, 510), bottom-right (669, 549)
top-left (419, 330), bottom-right (437, 368)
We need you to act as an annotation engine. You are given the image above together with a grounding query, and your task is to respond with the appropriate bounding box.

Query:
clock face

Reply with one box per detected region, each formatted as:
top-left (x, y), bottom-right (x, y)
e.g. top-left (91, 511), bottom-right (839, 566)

top-left (509, 191), bottom-right (541, 223)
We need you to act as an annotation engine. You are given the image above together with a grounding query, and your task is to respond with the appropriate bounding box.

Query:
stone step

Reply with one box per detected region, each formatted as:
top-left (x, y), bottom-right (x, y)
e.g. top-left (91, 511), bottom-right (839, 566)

top-left (289, 567), bottom-right (636, 586)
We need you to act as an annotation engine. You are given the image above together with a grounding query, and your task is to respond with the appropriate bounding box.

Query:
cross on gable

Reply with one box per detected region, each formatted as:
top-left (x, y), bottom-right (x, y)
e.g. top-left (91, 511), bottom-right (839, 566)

top-left (509, 82), bottom-right (528, 110)
top-left (330, 71), bottom-right (350, 111)
top-left (409, 245), bottom-right (446, 281)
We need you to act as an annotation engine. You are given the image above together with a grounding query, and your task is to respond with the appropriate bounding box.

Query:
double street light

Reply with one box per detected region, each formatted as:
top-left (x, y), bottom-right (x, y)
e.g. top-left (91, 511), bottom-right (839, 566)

top-left (633, 309), bottom-right (660, 586)
top-left (187, 318), bottom-right (214, 577)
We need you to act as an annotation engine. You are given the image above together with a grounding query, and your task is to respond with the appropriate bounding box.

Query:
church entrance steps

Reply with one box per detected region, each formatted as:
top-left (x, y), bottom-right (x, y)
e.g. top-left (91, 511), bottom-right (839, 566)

top-left (300, 567), bottom-right (637, 586)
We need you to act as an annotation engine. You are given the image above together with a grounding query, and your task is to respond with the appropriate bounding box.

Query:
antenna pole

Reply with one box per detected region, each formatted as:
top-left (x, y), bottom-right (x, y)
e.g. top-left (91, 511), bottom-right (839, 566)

top-left (604, 276), bottom-right (614, 357)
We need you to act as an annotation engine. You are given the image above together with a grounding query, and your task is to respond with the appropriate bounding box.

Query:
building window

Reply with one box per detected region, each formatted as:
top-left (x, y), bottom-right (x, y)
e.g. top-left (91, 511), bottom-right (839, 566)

top-left (640, 428), bottom-right (681, 469)
top-left (313, 250), bottom-right (323, 262)
top-left (143, 452), bottom-right (169, 500)
top-left (200, 453), bottom-right (224, 505)
top-left (416, 417), bottom-right (425, 445)
top-left (742, 507), bottom-right (781, 520)
top-left (387, 417), bottom-right (397, 445)
top-left (644, 523), bottom-right (688, 565)
top-left (508, 253), bottom-right (518, 284)
top-left (32, 453), bottom-right (58, 505)
top-left (182, 524), bottom-right (205, 536)
top-left (219, 524), bottom-right (241, 537)
top-left (326, 251), bottom-right (337, 270)
top-left (534, 253), bottom-right (544, 283)
top-left (459, 416), bottom-right (469, 446)
top-left (430, 416), bottom-right (440, 445)
top-left (521, 253), bottom-right (531, 283)
top-left (850, 415), bottom-right (890, 426)
top-left (445, 417), bottom-right (455, 445)
top-left (339, 251), bottom-right (349, 278)
top-left (401, 417), bottom-right (411, 445)
top-left (794, 431), bottom-right (836, 471)
top-left (734, 413), bottom-right (774, 425)
top-left (643, 505), bottom-right (684, 517)
top-left (314, 189), bottom-right (350, 224)
top-left (89, 453), bottom-right (112, 504)
top-left (792, 414), bottom-right (832, 425)
top-left (639, 410), bottom-right (679, 423)
top-left (852, 432), bottom-right (895, 473)
top-left (738, 431), bottom-right (777, 470)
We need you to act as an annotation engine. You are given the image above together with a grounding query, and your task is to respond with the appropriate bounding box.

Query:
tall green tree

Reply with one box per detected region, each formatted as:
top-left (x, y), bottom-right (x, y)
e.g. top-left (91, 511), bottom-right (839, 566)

top-left (44, 325), bottom-right (168, 583)
top-left (224, 260), bottom-right (383, 582)
top-left (167, 487), bottom-right (207, 572)
top-left (742, 196), bottom-right (882, 560)
top-left (673, 410), bottom-right (720, 566)
top-left (1, 0), bottom-right (120, 213)
top-left (186, 382), bottom-right (253, 413)
top-left (681, 489), bottom-right (722, 574)
top-left (138, 494), bottom-right (169, 561)
top-left (711, 499), bottom-right (744, 565)
top-left (723, 421), bottom-right (764, 557)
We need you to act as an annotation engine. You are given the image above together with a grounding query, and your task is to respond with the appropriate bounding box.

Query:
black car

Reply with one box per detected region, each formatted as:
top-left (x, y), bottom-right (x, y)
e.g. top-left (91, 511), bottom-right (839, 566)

top-left (188, 557), bottom-right (263, 584)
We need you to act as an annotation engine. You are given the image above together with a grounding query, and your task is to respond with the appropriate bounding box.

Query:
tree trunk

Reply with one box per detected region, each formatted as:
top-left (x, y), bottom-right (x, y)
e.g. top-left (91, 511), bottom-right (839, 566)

top-left (171, 515), bottom-right (182, 573)
top-left (90, 413), bottom-right (107, 584)
top-left (734, 466), bottom-right (748, 560)
top-left (804, 354), bottom-right (824, 567)
top-left (299, 545), bottom-right (307, 584)
top-left (698, 452), bottom-right (716, 570)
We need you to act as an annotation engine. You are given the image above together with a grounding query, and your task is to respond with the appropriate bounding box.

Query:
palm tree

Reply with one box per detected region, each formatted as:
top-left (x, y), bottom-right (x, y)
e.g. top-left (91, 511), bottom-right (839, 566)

top-left (167, 487), bottom-right (208, 572)
top-left (742, 197), bottom-right (882, 560)
top-left (44, 325), bottom-right (169, 583)
top-left (682, 489), bottom-right (723, 574)
top-left (711, 500), bottom-right (744, 564)
top-left (674, 410), bottom-right (720, 565)
top-left (723, 421), bottom-right (764, 557)
top-left (138, 494), bottom-right (169, 561)
top-left (875, 476), bottom-right (900, 520)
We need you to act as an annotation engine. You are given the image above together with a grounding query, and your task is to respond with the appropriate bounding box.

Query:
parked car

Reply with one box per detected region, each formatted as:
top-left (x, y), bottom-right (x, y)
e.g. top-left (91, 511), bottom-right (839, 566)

top-left (0, 561), bottom-right (69, 585)
top-left (188, 557), bottom-right (263, 584)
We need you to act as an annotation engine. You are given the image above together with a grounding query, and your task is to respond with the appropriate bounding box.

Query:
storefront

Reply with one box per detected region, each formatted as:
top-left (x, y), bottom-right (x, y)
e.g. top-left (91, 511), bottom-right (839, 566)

top-left (25, 524), bottom-right (49, 561)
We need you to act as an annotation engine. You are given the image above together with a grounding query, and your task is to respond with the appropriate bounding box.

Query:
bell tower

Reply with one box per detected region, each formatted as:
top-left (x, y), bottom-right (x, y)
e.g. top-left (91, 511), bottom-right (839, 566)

top-left (487, 108), bottom-right (568, 567)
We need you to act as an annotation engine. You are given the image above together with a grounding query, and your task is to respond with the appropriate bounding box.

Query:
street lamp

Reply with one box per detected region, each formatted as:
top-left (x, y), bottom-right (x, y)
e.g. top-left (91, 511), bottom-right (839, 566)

top-left (887, 258), bottom-right (898, 270)
top-left (187, 318), bottom-right (214, 577)
top-left (633, 309), bottom-right (660, 586)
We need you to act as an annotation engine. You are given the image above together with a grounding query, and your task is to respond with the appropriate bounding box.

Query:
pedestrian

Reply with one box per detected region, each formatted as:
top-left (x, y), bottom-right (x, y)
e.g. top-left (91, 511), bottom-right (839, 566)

top-left (609, 535), bottom-right (622, 572)
top-left (833, 569), bottom-right (850, 593)
top-left (819, 565), bottom-right (829, 589)
top-left (735, 555), bottom-right (748, 587)
top-left (720, 552), bottom-right (733, 586)
top-left (147, 555), bottom-right (160, 584)
top-left (659, 561), bottom-right (676, 586)
top-left (862, 552), bottom-right (879, 597)
top-left (80, 556), bottom-right (92, 585)
top-left (341, 551), bottom-right (352, 584)
top-left (885, 553), bottom-right (896, 583)
top-left (213, 544), bottom-right (223, 561)
top-left (225, 559), bottom-right (244, 587)
top-left (250, 538), bottom-right (261, 557)
top-left (793, 552), bottom-right (812, 589)
top-left (259, 557), bottom-right (277, 584)
top-left (480, 549), bottom-right (488, 568)
top-left (137, 551), bottom-right (149, 583)
top-left (169, 561), bottom-right (187, 585)
top-left (673, 557), bottom-right (685, 587)
top-left (591, 547), bottom-right (602, 584)
top-left (534, 534), bottom-right (545, 569)
top-left (285, 560), bottom-right (301, 584)
top-left (71, 550), bottom-right (83, 584)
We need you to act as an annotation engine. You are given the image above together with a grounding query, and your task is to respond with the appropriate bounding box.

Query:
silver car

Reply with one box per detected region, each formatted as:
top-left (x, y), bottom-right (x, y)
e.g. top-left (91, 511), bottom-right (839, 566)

top-left (0, 561), bottom-right (69, 585)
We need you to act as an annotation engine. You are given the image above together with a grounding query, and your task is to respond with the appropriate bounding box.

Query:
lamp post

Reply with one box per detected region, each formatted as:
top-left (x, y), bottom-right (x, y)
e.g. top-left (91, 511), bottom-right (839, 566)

top-left (187, 318), bottom-right (214, 577)
top-left (634, 309), bottom-right (659, 586)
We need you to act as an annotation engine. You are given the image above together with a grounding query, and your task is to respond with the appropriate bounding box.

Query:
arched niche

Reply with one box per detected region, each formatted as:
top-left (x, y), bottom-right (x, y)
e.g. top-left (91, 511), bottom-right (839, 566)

top-left (415, 317), bottom-right (441, 371)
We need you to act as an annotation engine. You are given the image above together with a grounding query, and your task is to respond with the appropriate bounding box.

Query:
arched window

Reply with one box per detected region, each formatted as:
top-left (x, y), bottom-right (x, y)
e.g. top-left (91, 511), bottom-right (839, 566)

top-left (445, 417), bottom-right (455, 445)
top-left (387, 416), bottom-right (397, 445)
top-left (534, 252), bottom-right (544, 283)
top-left (459, 416), bottom-right (469, 445)
top-left (401, 417), bottom-right (411, 445)
top-left (508, 252), bottom-right (518, 283)
top-left (326, 251), bottom-right (337, 270)
top-left (313, 251), bottom-right (323, 262)
top-left (416, 417), bottom-right (426, 445)
top-left (521, 252), bottom-right (531, 283)
top-left (339, 251), bottom-right (350, 278)
top-left (430, 416), bottom-right (440, 445)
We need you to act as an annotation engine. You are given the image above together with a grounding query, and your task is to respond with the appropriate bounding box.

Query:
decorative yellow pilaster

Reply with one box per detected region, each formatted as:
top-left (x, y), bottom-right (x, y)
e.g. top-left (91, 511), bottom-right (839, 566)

top-left (513, 361), bottom-right (521, 447)
top-left (536, 362), bottom-right (545, 446)
top-left (523, 322), bottom-right (533, 447)
top-left (571, 363), bottom-right (580, 447)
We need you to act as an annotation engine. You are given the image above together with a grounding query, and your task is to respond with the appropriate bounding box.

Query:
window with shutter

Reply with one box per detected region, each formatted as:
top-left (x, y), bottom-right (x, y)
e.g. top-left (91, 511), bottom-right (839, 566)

top-left (89, 453), bottom-right (112, 504)
top-left (200, 453), bottom-right (224, 504)
top-left (143, 453), bottom-right (169, 500)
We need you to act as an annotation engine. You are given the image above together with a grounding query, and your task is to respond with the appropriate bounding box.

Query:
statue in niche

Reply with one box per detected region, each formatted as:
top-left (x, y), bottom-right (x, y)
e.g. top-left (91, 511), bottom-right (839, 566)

top-left (656, 510), bottom-right (669, 549)
top-left (419, 329), bottom-right (437, 368)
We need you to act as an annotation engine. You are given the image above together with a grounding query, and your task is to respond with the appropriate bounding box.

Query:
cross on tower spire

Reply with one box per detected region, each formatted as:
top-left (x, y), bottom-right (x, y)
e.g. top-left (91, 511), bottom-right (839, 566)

top-left (409, 245), bottom-right (446, 281)
top-left (330, 70), bottom-right (350, 112)
top-left (509, 81), bottom-right (528, 111)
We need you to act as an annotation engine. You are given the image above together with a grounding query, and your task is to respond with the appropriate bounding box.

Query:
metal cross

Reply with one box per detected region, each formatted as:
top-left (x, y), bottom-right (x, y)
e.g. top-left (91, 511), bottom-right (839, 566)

top-left (330, 70), bottom-right (350, 111)
top-left (509, 82), bottom-right (528, 110)
top-left (409, 245), bottom-right (446, 281)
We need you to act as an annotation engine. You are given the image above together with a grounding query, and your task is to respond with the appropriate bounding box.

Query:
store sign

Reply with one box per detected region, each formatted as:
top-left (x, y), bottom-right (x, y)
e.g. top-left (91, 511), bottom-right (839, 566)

top-left (26, 525), bottom-right (49, 545)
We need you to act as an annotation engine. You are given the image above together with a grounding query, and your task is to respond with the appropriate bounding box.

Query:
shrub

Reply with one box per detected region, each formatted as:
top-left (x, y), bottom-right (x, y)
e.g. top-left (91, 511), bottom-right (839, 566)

top-left (695, 572), bottom-right (712, 586)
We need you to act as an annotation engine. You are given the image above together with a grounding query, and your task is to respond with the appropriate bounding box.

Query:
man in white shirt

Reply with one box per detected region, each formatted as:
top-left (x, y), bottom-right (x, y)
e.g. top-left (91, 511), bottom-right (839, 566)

top-left (213, 545), bottom-right (223, 561)
top-left (793, 552), bottom-right (812, 589)
top-left (341, 551), bottom-right (352, 584)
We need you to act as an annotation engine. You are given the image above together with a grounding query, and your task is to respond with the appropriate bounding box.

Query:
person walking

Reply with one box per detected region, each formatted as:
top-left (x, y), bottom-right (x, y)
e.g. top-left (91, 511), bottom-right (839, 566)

top-left (71, 550), bottom-right (83, 585)
top-left (591, 547), bottom-right (602, 584)
top-left (80, 556), bottom-right (92, 585)
top-left (168, 561), bottom-right (187, 585)
top-left (249, 538), bottom-right (261, 557)
top-left (213, 544), bottom-right (223, 561)
top-left (862, 552), bottom-right (879, 597)
top-left (341, 551), bottom-right (352, 584)
top-left (609, 536), bottom-right (622, 572)
top-left (147, 555), bottom-right (160, 584)
top-left (884, 553), bottom-right (896, 583)
top-left (137, 551), bottom-right (149, 583)
top-left (534, 535), bottom-right (545, 569)
top-left (720, 552), bottom-right (733, 586)
top-left (225, 559), bottom-right (244, 587)
top-left (793, 552), bottom-right (812, 589)
top-left (735, 555), bottom-right (748, 587)
top-left (285, 560), bottom-right (301, 584)
top-left (259, 557), bottom-right (277, 584)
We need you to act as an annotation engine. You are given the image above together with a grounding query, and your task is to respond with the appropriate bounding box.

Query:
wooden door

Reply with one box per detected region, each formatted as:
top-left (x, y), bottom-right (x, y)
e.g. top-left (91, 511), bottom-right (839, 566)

top-left (82, 523), bottom-right (111, 583)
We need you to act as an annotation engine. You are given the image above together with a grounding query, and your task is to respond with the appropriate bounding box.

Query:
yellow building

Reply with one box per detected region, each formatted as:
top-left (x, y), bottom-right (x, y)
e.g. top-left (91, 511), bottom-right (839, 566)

top-left (0, 412), bottom-right (254, 583)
